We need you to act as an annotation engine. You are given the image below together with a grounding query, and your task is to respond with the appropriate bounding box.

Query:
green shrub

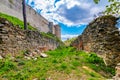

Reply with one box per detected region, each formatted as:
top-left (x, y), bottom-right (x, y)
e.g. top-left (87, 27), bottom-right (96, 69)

top-left (60, 63), bottom-right (68, 70)
top-left (72, 61), bottom-right (80, 67)
top-left (9, 0), bottom-right (13, 4)
top-left (52, 59), bottom-right (58, 63)
top-left (0, 59), bottom-right (16, 74)
top-left (86, 53), bottom-right (115, 76)
top-left (87, 53), bottom-right (103, 64)
top-left (102, 66), bottom-right (115, 76)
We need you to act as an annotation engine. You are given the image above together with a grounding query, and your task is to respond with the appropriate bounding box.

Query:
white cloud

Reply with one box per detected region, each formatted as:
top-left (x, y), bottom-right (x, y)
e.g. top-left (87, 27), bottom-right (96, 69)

top-left (119, 28), bottom-right (120, 31)
top-left (90, 7), bottom-right (100, 15)
top-left (34, 0), bottom-right (56, 13)
top-left (80, 2), bottom-right (91, 9)
top-left (27, 0), bottom-right (107, 26)
top-left (66, 0), bottom-right (81, 9)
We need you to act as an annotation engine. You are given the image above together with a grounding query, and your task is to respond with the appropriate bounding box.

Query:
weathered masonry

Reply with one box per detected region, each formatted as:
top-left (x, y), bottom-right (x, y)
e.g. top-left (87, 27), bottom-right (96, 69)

top-left (0, 18), bottom-right (62, 56)
top-left (71, 16), bottom-right (120, 66)
top-left (0, 0), bottom-right (61, 39)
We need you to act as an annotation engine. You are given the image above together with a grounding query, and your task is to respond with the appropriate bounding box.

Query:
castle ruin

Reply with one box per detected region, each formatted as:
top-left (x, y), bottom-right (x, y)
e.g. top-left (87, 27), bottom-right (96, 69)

top-left (0, 0), bottom-right (61, 39)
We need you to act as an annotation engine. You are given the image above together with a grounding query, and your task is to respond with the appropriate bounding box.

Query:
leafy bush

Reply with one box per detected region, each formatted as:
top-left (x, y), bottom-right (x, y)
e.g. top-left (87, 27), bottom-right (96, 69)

top-left (86, 53), bottom-right (115, 76)
top-left (60, 63), bottom-right (68, 70)
top-left (71, 61), bottom-right (80, 67)
top-left (87, 53), bottom-right (103, 64)
top-left (0, 59), bottom-right (16, 74)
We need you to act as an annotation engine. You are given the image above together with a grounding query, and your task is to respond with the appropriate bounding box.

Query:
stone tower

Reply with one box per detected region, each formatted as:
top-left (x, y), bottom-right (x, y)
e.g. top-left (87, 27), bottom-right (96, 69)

top-left (54, 25), bottom-right (61, 39)
top-left (48, 22), bottom-right (54, 33)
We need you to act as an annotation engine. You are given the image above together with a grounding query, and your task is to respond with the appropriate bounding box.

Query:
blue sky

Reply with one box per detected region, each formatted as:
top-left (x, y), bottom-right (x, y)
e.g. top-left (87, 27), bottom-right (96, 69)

top-left (26, 0), bottom-right (109, 41)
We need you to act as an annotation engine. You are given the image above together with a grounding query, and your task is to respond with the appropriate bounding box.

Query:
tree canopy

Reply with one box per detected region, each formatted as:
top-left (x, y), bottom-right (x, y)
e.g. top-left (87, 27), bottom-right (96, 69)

top-left (94, 0), bottom-right (120, 16)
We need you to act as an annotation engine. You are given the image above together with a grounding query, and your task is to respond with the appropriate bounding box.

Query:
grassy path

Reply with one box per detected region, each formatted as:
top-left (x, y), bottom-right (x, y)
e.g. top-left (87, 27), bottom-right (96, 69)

top-left (0, 47), bottom-right (115, 80)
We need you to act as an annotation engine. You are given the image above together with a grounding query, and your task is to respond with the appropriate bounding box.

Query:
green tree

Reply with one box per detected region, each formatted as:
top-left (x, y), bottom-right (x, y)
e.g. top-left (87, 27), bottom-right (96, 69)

top-left (94, 0), bottom-right (120, 15)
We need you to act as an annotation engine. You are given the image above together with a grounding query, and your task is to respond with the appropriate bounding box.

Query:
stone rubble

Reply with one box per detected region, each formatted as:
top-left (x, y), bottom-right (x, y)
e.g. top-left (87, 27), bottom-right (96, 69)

top-left (113, 63), bottom-right (120, 80)
top-left (40, 53), bottom-right (48, 58)
top-left (24, 49), bottom-right (48, 60)
top-left (0, 55), bottom-right (3, 59)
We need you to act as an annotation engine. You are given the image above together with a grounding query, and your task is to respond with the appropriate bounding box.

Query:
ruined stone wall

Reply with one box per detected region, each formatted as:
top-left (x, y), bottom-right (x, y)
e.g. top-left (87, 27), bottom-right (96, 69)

top-left (54, 25), bottom-right (61, 39)
top-left (70, 35), bottom-right (83, 50)
top-left (0, 0), bottom-right (61, 39)
top-left (0, 18), bottom-right (62, 56)
top-left (0, 0), bottom-right (50, 32)
top-left (71, 16), bottom-right (120, 66)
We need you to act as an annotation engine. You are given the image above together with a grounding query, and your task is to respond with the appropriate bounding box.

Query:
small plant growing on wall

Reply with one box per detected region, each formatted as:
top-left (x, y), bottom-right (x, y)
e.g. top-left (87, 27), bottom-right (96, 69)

top-left (9, 0), bottom-right (13, 4)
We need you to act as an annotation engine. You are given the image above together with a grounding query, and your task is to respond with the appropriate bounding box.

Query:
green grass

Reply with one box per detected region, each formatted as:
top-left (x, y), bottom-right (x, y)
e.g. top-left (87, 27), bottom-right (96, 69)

top-left (86, 53), bottom-right (115, 77)
top-left (0, 12), bottom-right (37, 30)
top-left (64, 37), bottom-right (77, 46)
top-left (0, 12), bottom-right (62, 42)
top-left (0, 47), bottom-right (115, 80)
top-left (40, 32), bottom-right (61, 42)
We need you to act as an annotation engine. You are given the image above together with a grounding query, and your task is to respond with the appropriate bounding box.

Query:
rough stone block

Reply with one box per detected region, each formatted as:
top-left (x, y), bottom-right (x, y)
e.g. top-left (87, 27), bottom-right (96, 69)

top-left (71, 15), bottom-right (120, 66)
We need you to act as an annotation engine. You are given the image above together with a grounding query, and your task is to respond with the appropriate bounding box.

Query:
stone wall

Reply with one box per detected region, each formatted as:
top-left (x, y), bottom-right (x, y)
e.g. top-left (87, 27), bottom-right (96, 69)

top-left (0, 0), bottom-right (49, 32)
top-left (70, 35), bottom-right (83, 50)
top-left (71, 15), bottom-right (120, 66)
top-left (0, 17), bottom-right (62, 56)
top-left (0, 0), bottom-right (61, 39)
top-left (113, 63), bottom-right (120, 80)
top-left (54, 25), bottom-right (61, 39)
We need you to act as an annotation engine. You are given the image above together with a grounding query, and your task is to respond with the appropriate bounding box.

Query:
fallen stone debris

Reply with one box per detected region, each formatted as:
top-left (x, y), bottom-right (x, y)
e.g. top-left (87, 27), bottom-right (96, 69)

top-left (113, 63), bottom-right (120, 80)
